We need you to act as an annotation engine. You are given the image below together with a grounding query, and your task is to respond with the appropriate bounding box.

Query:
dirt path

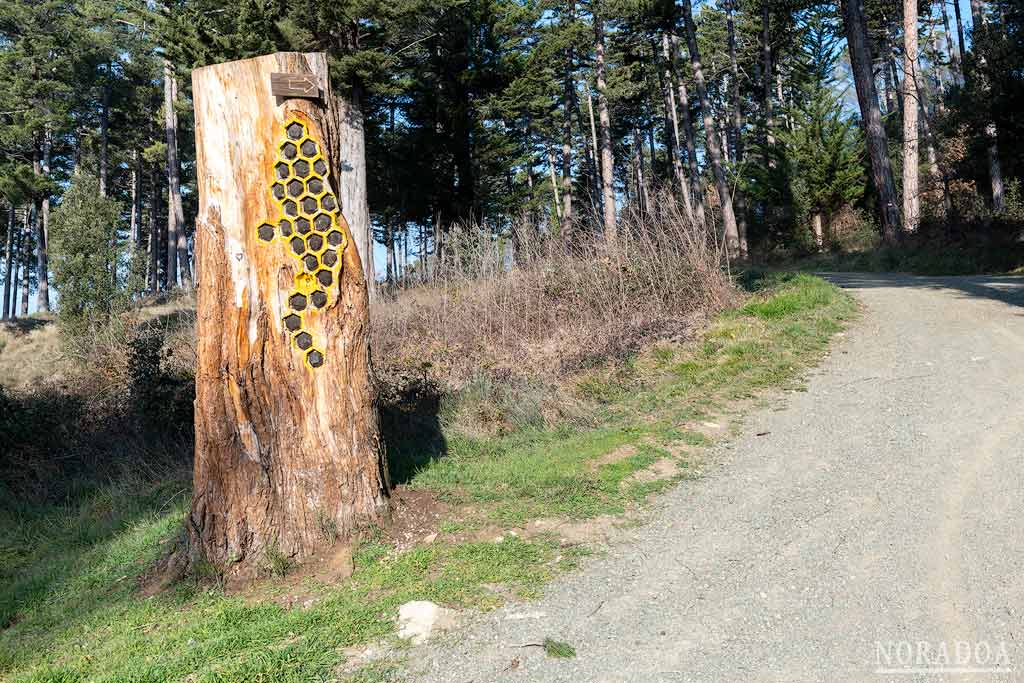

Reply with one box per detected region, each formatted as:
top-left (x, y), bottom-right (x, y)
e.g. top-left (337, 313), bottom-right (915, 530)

top-left (402, 273), bottom-right (1024, 682)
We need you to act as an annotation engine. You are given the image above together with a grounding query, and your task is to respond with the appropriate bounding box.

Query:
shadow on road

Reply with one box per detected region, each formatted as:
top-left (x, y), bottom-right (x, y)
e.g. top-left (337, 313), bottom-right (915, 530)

top-left (820, 272), bottom-right (1024, 310)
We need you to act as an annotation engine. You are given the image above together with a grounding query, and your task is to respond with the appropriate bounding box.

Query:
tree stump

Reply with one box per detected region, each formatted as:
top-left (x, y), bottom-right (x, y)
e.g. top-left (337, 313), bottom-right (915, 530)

top-left (187, 52), bottom-right (389, 578)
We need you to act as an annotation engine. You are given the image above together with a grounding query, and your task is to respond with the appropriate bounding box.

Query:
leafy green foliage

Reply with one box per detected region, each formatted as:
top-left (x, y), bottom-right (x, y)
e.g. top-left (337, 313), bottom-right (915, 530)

top-left (49, 175), bottom-right (125, 337)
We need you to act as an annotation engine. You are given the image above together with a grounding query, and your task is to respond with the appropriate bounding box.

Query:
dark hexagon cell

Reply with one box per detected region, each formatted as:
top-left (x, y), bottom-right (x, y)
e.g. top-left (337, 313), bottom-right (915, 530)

top-left (303, 254), bottom-right (319, 272)
top-left (289, 293), bottom-right (308, 311)
top-left (295, 331), bottom-right (313, 350)
top-left (306, 349), bottom-right (324, 368)
top-left (278, 219), bottom-right (293, 237)
top-left (326, 230), bottom-right (344, 247)
top-left (306, 178), bottom-right (324, 195)
top-left (290, 236), bottom-right (306, 256)
top-left (283, 313), bottom-right (302, 332)
top-left (310, 290), bottom-right (327, 308)
top-left (271, 183), bottom-right (286, 201)
top-left (321, 249), bottom-right (338, 267)
top-left (301, 139), bottom-right (318, 157)
top-left (295, 217), bottom-right (311, 235)
top-left (306, 233), bottom-right (324, 252)
top-left (280, 142), bottom-right (297, 159)
top-left (283, 200), bottom-right (298, 217)
top-left (316, 269), bottom-right (333, 287)
top-left (293, 159), bottom-right (310, 178)
top-left (301, 196), bottom-right (318, 215)
top-left (275, 162), bottom-right (290, 180)
top-left (320, 195), bottom-right (337, 212)
top-left (314, 213), bottom-right (333, 232)
top-left (286, 122), bottom-right (305, 140)
top-left (313, 159), bottom-right (328, 176)
top-left (257, 223), bottom-right (275, 242)
top-left (287, 179), bottom-right (304, 198)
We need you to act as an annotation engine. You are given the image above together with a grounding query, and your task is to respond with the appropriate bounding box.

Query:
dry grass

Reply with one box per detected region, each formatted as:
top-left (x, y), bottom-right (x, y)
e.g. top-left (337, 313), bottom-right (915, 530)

top-left (373, 195), bottom-right (737, 394)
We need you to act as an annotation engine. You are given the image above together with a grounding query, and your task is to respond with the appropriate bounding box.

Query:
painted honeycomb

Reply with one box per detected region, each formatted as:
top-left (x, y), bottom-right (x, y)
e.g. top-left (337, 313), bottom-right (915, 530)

top-left (254, 115), bottom-right (347, 369)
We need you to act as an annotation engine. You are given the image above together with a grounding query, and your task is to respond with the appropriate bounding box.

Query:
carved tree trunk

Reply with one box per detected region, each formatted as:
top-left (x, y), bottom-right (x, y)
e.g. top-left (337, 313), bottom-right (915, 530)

top-left (188, 52), bottom-right (389, 578)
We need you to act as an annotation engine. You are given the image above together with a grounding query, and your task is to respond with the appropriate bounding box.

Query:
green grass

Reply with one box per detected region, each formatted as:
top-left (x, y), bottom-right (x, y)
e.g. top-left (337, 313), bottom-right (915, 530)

top-left (0, 274), bottom-right (856, 682)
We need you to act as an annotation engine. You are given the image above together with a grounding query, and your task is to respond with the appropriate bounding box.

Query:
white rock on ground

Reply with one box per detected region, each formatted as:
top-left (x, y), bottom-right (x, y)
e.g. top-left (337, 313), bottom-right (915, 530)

top-left (397, 601), bottom-right (457, 644)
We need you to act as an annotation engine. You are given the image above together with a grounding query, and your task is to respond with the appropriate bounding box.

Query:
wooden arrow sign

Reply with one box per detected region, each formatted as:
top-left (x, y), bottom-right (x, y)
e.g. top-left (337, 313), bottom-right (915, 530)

top-left (270, 72), bottom-right (321, 99)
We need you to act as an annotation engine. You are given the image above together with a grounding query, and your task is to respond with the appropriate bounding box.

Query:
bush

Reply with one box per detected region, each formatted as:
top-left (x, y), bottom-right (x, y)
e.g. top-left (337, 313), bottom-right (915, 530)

top-left (49, 174), bottom-right (126, 341)
top-left (373, 193), bottom-right (737, 432)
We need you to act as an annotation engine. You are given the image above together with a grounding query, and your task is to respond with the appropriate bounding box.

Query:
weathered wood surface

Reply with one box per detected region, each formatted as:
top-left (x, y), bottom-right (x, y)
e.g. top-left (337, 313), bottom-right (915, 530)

top-left (189, 52), bottom-right (388, 577)
top-left (270, 72), bottom-right (321, 99)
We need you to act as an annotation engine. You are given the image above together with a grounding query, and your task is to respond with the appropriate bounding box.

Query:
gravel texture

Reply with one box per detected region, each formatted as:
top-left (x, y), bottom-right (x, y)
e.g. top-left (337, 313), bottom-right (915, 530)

top-left (401, 273), bottom-right (1024, 683)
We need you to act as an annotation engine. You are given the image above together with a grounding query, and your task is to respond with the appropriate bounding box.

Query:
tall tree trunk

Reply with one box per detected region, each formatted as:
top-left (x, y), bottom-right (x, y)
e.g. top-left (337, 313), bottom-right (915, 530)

top-left (953, 0), bottom-right (967, 66)
top-left (9, 210), bottom-right (21, 318)
top-left (968, 0), bottom-right (1005, 211)
top-left (725, 0), bottom-right (749, 258)
top-left (760, 1), bottom-right (775, 150)
top-left (681, 0), bottom-right (740, 256)
top-left (571, 82), bottom-right (598, 213)
top-left (130, 150), bottom-right (142, 248)
top-left (560, 76), bottom-right (574, 235)
top-left (594, 10), bottom-right (617, 240)
top-left (164, 59), bottom-right (186, 289)
top-left (99, 68), bottom-right (110, 197)
top-left (185, 52), bottom-right (389, 579)
top-left (33, 144), bottom-right (49, 313)
top-left (841, 0), bottom-right (902, 243)
top-left (336, 84), bottom-right (375, 296)
top-left (661, 34), bottom-right (695, 223)
top-left (903, 0), bottom-right (920, 233)
top-left (548, 148), bottom-right (562, 223)
top-left (19, 208), bottom-right (30, 317)
top-left (939, 0), bottom-right (961, 81)
top-left (671, 34), bottom-right (707, 225)
top-left (585, 86), bottom-right (602, 216)
top-left (2, 206), bottom-right (13, 320)
top-left (149, 163), bottom-right (160, 293)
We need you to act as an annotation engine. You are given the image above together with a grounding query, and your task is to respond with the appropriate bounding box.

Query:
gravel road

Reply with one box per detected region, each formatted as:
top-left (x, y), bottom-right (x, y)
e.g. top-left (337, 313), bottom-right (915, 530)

top-left (402, 273), bottom-right (1024, 683)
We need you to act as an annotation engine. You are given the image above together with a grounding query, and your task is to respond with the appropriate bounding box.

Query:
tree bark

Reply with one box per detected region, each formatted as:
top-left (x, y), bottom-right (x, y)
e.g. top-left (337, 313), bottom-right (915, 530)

top-left (2, 206), bottom-right (14, 320)
top-left (336, 84), bottom-right (375, 297)
top-left (19, 208), bottom-right (30, 317)
top-left (725, 0), bottom-right (749, 258)
top-left (671, 34), bottom-right (707, 225)
top-left (33, 144), bottom-right (49, 313)
top-left (681, 0), bottom-right (740, 256)
top-left (841, 0), bottom-right (902, 243)
top-left (594, 12), bottom-right (617, 240)
top-left (939, 0), bottom-right (961, 81)
top-left (760, 1), bottom-right (775, 150)
top-left (560, 76), bottom-right (574, 235)
top-left (186, 52), bottom-right (389, 578)
top-left (903, 0), bottom-right (920, 233)
top-left (968, 0), bottom-right (1005, 211)
top-left (548, 148), bottom-right (562, 223)
top-left (9, 210), bottom-right (21, 318)
top-left (149, 163), bottom-right (161, 293)
top-left (661, 34), bottom-right (696, 224)
top-left (164, 59), bottom-right (189, 289)
top-left (585, 86), bottom-right (602, 217)
top-left (953, 0), bottom-right (967, 67)
top-left (99, 68), bottom-right (110, 198)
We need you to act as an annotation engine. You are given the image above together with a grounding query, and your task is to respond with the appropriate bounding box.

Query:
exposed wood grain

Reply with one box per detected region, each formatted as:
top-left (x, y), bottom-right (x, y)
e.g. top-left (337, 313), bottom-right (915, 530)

top-left (188, 52), bottom-right (388, 578)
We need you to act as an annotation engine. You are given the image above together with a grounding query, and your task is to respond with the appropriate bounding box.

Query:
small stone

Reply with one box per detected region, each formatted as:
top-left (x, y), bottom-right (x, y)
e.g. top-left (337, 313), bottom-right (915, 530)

top-left (397, 601), bottom-right (457, 644)
top-left (422, 532), bottom-right (438, 544)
